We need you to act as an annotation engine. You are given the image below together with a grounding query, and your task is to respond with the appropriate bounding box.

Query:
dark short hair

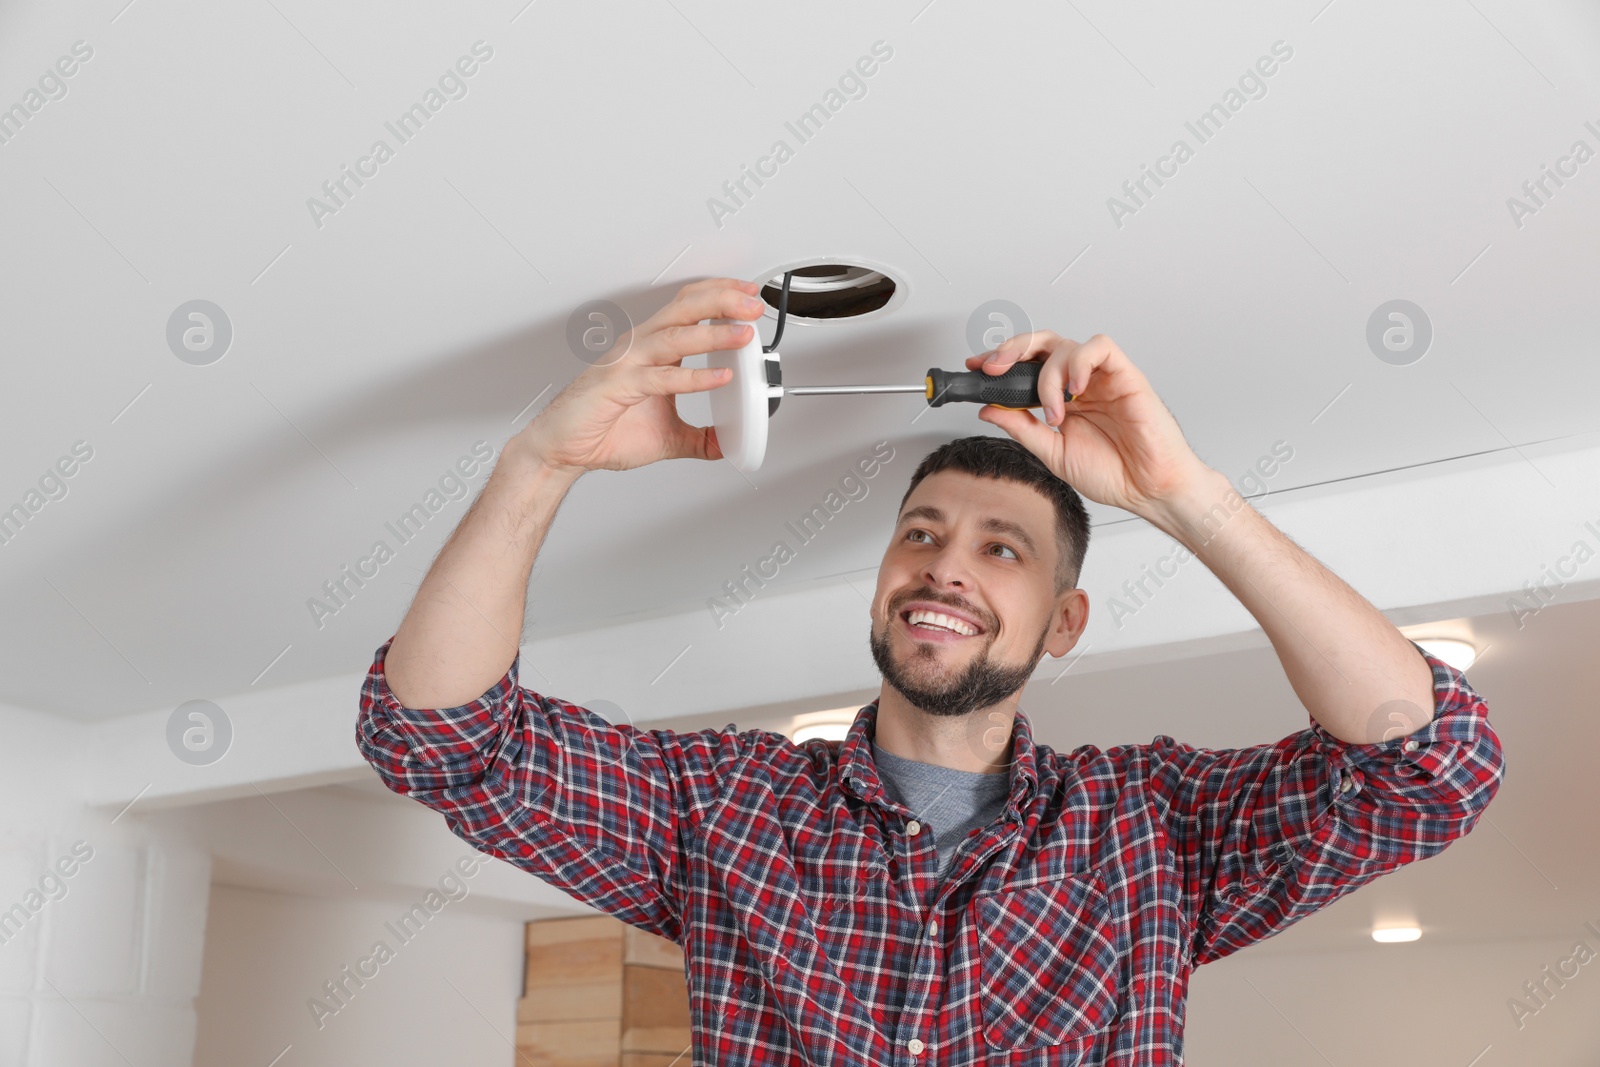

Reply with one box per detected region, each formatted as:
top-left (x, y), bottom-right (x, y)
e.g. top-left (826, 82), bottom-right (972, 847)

top-left (897, 435), bottom-right (1090, 594)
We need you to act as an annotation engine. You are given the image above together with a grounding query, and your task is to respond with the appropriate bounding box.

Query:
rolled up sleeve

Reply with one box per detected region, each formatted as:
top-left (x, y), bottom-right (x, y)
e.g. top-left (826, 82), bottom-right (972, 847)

top-left (355, 635), bottom-right (740, 944)
top-left (1150, 640), bottom-right (1504, 966)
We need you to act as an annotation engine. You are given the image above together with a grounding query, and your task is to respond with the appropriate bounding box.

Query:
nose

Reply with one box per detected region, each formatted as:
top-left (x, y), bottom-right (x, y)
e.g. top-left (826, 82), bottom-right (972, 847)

top-left (921, 543), bottom-right (972, 590)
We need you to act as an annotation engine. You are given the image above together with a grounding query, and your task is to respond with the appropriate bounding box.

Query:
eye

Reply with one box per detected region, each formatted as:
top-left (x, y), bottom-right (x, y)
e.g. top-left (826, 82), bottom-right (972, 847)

top-left (905, 528), bottom-right (1018, 561)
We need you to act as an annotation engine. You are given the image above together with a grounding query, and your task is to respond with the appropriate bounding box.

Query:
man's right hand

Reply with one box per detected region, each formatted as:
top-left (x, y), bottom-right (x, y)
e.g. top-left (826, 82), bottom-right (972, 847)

top-left (515, 277), bottom-right (767, 474)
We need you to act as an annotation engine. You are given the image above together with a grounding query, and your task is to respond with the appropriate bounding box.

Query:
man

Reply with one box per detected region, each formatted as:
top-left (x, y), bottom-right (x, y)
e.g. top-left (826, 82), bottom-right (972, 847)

top-left (357, 277), bottom-right (1503, 1064)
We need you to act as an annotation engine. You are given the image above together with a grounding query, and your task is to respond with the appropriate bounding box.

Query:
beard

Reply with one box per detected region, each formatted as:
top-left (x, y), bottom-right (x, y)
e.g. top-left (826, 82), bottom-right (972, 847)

top-left (868, 607), bottom-right (1048, 719)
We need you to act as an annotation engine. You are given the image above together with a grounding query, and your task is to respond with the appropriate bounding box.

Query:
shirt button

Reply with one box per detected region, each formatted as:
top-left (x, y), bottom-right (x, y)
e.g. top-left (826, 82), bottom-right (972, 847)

top-left (1340, 774), bottom-right (1354, 794)
top-left (907, 819), bottom-right (923, 836)
top-left (1403, 740), bottom-right (1420, 753)
top-left (907, 1038), bottom-right (925, 1055)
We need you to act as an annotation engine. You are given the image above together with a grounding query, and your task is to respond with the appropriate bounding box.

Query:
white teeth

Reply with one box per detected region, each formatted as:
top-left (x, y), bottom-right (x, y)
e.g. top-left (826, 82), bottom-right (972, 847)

top-left (905, 609), bottom-right (978, 636)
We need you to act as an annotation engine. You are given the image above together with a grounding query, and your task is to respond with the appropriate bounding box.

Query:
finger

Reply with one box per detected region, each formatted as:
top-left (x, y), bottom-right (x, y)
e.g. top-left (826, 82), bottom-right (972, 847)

top-left (984, 331), bottom-right (1067, 373)
top-left (638, 321), bottom-right (756, 366)
top-left (670, 420), bottom-right (723, 462)
top-left (978, 339), bottom-right (1019, 373)
top-left (639, 363), bottom-right (736, 398)
top-left (1035, 350), bottom-right (1071, 427)
top-left (980, 333), bottom-right (1074, 423)
top-left (1062, 334), bottom-right (1137, 397)
top-left (648, 280), bottom-right (767, 335)
top-left (673, 276), bottom-right (763, 301)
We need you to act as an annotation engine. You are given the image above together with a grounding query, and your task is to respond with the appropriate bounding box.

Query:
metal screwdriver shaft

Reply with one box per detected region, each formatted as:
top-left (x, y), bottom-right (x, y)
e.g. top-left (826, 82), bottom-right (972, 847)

top-left (780, 361), bottom-right (1074, 409)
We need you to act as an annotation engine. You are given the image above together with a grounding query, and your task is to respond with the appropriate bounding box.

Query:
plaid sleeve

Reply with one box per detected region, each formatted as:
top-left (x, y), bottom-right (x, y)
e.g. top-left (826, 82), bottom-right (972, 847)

top-left (1147, 639), bottom-right (1505, 967)
top-left (354, 635), bottom-right (740, 945)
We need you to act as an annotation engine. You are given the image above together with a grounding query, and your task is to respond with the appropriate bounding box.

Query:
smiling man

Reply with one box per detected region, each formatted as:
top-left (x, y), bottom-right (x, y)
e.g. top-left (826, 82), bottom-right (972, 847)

top-left (357, 278), bottom-right (1504, 1065)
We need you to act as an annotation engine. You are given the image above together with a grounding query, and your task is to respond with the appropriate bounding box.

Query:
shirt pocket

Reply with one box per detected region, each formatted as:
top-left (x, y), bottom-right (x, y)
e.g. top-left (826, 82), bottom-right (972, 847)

top-left (974, 867), bottom-right (1123, 1051)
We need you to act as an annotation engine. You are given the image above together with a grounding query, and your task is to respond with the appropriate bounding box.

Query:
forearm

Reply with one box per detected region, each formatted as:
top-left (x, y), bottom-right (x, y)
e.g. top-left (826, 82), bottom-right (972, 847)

top-left (385, 438), bottom-right (583, 709)
top-left (1143, 468), bottom-right (1435, 744)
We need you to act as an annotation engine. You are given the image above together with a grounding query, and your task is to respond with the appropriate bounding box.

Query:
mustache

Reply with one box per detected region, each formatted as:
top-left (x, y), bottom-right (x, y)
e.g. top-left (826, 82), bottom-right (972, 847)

top-left (889, 589), bottom-right (990, 629)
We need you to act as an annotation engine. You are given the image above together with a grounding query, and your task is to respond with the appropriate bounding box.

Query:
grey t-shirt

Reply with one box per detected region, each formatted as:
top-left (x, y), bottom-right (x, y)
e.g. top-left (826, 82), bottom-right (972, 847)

top-left (870, 741), bottom-right (1011, 882)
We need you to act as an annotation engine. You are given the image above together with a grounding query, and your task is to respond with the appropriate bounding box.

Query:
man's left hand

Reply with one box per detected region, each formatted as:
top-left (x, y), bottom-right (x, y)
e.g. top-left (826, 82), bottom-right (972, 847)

top-left (969, 332), bottom-right (1210, 518)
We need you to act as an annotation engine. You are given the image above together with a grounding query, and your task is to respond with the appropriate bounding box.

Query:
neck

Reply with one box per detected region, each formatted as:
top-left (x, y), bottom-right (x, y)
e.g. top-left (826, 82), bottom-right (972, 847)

top-left (872, 687), bottom-right (1016, 773)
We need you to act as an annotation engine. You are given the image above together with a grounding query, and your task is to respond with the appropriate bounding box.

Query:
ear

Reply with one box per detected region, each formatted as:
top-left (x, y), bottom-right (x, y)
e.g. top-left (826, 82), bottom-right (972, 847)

top-left (1043, 587), bottom-right (1090, 659)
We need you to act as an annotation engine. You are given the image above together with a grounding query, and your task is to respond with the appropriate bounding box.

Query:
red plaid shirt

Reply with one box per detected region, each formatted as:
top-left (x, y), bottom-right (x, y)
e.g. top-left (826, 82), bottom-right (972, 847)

top-left (357, 637), bottom-right (1502, 1065)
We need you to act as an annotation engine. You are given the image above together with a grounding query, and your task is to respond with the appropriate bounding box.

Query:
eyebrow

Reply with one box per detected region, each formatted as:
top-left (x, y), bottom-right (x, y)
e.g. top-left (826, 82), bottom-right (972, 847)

top-left (895, 504), bottom-right (1040, 559)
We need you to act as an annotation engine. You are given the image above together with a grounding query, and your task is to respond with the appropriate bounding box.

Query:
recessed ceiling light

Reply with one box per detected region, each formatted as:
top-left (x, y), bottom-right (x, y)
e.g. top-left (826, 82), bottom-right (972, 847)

top-left (1411, 638), bottom-right (1478, 671)
top-left (1371, 926), bottom-right (1422, 943)
top-left (756, 258), bottom-right (906, 325)
top-left (790, 707), bottom-right (860, 743)
top-left (793, 721), bottom-right (851, 743)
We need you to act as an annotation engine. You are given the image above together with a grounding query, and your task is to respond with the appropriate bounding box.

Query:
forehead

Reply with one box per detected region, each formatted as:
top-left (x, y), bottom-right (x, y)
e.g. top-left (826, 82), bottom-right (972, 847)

top-left (903, 469), bottom-right (1050, 513)
top-left (897, 470), bottom-right (1055, 549)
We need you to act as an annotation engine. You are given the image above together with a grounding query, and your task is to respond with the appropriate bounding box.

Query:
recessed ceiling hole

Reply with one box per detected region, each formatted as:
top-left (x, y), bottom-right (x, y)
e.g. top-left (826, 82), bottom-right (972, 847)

top-left (761, 263), bottom-right (896, 321)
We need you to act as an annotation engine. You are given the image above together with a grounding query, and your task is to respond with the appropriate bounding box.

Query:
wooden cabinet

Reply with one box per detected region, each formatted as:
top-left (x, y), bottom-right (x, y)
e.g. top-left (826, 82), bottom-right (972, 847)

top-left (516, 915), bottom-right (692, 1067)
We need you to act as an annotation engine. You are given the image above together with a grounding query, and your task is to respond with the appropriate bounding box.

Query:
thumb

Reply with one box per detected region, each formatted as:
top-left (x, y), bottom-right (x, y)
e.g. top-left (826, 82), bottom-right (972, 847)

top-left (671, 421), bottom-right (723, 462)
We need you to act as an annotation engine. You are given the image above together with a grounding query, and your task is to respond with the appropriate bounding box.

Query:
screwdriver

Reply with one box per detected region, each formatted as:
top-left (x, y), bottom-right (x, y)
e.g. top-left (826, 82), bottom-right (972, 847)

top-left (780, 360), bottom-right (1075, 409)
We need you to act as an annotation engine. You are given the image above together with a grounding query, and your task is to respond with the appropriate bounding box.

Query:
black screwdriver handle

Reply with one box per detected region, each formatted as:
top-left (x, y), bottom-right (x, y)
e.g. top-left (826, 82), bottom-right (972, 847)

top-left (924, 362), bottom-right (1074, 409)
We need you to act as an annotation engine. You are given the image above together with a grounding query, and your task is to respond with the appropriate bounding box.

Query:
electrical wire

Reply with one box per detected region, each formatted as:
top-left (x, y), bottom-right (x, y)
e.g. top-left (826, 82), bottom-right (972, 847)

top-left (758, 271), bottom-right (790, 355)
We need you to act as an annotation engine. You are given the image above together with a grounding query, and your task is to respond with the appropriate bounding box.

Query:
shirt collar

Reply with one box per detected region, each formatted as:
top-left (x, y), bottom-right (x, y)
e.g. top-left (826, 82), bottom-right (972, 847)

top-left (838, 698), bottom-right (1039, 819)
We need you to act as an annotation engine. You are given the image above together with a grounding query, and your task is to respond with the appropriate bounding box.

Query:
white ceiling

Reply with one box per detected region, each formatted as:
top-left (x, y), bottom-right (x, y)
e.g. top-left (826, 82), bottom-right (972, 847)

top-left (3, 0), bottom-right (1599, 728)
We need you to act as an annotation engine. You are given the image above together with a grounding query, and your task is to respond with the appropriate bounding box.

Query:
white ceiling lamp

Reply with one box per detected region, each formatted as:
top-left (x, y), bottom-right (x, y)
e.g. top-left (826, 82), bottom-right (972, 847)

top-left (705, 261), bottom-right (905, 473)
top-left (1410, 637), bottom-right (1478, 672)
top-left (791, 707), bottom-right (862, 744)
top-left (1371, 925), bottom-right (1422, 943)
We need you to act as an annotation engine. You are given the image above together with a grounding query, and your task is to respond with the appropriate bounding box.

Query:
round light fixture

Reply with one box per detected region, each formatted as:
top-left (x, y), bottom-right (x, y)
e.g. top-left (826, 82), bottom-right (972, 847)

top-left (755, 258), bottom-right (907, 326)
top-left (790, 707), bottom-right (861, 743)
top-left (794, 721), bottom-right (852, 743)
top-left (1411, 637), bottom-right (1478, 672)
top-left (1371, 926), bottom-right (1422, 943)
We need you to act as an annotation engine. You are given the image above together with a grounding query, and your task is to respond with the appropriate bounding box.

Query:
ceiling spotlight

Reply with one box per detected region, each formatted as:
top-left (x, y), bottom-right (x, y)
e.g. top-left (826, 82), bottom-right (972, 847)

top-left (791, 708), bottom-right (859, 744)
top-left (1411, 638), bottom-right (1478, 672)
top-left (756, 261), bottom-right (903, 324)
top-left (1371, 926), bottom-right (1422, 943)
top-left (793, 722), bottom-right (850, 743)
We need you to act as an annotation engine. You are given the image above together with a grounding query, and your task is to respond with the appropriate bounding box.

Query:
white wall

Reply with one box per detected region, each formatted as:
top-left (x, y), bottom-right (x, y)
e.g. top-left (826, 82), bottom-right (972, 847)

top-left (193, 879), bottom-right (1600, 1067)
top-left (1185, 935), bottom-right (1600, 1066)
top-left (0, 703), bottom-right (211, 1067)
top-left (193, 884), bottom-right (526, 1067)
